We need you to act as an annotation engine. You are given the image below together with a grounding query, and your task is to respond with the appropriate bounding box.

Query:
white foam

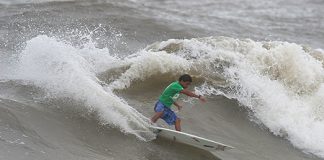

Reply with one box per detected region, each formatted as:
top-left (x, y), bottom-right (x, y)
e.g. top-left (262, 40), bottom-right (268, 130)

top-left (13, 35), bottom-right (324, 157)
top-left (16, 35), bottom-right (155, 141)
top-left (108, 50), bottom-right (191, 90)
top-left (112, 37), bottom-right (324, 158)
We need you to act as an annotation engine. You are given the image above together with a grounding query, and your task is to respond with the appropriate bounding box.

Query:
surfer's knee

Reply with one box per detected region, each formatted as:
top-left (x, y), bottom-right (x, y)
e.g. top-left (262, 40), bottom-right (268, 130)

top-left (151, 111), bottom-right (164, 123)
top-left (155, 112), bottom-right (163, 120)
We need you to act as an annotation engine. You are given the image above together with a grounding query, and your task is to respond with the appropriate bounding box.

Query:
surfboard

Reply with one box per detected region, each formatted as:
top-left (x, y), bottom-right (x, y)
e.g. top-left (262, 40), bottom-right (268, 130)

top-left (150, 126), bottom-right (234, 152)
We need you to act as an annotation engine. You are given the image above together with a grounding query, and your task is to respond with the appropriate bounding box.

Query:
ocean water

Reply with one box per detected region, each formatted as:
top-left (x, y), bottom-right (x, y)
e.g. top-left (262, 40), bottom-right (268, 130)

top-left (0, 0), bottom-right (324, 160)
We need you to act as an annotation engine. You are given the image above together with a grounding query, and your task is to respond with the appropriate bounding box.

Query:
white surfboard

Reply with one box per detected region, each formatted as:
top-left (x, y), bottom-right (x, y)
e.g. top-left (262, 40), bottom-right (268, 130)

top-left (150, 126), bottom-right (234, 152)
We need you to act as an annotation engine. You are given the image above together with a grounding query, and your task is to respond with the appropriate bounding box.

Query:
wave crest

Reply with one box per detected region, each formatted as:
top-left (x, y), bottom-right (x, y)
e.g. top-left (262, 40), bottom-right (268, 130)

top-left (109, 36), bottom-right (324, 158)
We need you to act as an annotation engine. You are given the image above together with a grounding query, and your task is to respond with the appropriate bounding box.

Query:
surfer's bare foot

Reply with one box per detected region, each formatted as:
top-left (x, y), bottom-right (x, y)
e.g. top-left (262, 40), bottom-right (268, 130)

top-left (150, 119), bottom-right (154, 125)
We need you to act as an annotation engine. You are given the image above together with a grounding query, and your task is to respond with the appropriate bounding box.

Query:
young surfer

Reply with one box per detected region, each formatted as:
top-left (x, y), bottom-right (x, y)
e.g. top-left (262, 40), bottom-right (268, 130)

top-left (151, 74), bottom-right (206, 131)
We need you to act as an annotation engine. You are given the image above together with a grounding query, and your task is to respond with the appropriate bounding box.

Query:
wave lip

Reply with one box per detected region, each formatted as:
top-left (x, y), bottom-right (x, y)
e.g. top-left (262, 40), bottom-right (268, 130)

top-left (15, 35), bottom-right (155, 141)
top-left (113, 36), bottom-right (324, 158)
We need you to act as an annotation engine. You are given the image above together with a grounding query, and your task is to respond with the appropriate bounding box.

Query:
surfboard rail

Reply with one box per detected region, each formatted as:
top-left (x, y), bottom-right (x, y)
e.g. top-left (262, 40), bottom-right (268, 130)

top-left (150, 126), bottom-right (234, 152)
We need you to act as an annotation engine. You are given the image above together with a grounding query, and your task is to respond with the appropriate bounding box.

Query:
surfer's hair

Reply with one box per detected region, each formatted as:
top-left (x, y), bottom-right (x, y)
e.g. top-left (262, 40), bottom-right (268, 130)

top-left (179, 74), bottom-right (192, 82)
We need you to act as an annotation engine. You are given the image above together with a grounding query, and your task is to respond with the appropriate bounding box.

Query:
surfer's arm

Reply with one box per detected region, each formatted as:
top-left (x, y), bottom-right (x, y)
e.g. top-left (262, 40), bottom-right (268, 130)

top-left (180, 89), bottom-right (206, 102)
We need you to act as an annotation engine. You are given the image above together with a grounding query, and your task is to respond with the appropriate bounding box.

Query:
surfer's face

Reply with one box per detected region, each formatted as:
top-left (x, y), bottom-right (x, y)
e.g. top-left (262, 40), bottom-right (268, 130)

top-left (180, 81), bottom-right (191, 89)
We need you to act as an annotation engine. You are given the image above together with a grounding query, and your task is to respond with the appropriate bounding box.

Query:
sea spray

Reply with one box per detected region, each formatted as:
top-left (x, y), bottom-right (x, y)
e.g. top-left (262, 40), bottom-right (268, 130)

top-left (16, 35), bottom-right (155, 141)
top-left (13, 35), bottom-right (324, 157)
top-left (110, 36), bottom-right (324, 158)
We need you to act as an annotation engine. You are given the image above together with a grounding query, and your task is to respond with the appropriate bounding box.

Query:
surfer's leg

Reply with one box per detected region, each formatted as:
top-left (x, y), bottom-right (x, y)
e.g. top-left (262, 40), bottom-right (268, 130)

top-left (151, 101), bottom-right (165, 123)
top-left (175, 118), bottom-right (181, 131)
top-left (151, 112), bottom-right (163, 123)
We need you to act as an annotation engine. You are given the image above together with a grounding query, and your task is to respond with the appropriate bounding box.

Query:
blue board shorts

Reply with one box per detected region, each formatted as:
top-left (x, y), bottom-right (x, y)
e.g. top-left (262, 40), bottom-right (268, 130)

top-left (154, 100), bottom-right (178, 125)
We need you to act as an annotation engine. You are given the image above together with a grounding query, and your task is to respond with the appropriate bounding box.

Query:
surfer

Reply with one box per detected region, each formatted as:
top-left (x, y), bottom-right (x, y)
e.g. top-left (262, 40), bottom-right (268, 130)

top-left (151, 74), bottom-right (206, 131)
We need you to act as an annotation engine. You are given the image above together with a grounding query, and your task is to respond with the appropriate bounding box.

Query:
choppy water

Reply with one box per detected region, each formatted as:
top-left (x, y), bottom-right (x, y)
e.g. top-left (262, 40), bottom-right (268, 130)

top-left (0, 0), bottom-right (324, 160)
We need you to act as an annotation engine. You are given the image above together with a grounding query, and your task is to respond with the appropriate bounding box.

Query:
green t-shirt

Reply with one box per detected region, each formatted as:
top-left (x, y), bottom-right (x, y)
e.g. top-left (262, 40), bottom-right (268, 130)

top-left (159, 81), bottom-right (184, 107)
